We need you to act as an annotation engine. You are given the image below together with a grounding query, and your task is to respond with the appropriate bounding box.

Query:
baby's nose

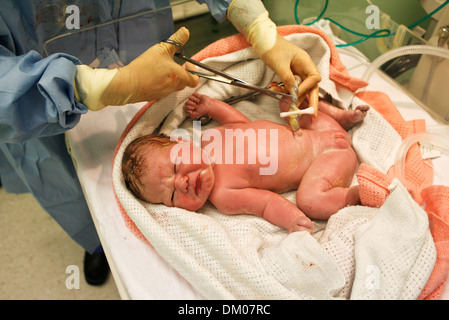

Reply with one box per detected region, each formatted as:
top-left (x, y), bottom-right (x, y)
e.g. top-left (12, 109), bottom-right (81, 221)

top-left (175, 175), bottom-right (189, 193)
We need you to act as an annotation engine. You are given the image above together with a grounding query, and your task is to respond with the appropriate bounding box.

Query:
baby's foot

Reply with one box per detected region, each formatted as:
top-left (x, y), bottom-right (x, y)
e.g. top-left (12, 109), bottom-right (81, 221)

top-left (289, 214), bottom-right (314, 234)
top-left (337, 105), bottom-right (370, 130)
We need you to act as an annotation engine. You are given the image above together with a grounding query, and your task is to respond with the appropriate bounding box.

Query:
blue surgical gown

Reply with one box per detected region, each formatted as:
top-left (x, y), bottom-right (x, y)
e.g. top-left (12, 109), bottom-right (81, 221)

top-left (0, 0), bottom-right (231, 253)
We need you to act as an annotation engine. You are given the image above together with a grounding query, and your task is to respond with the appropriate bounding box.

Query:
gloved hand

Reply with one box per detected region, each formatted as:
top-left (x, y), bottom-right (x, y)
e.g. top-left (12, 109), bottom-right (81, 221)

top-left (228, 0), bottom-right (321, 116)
top-left (74, 27), bottom-right (199, 111)
top-left (260, 34), bottom-right (321, 117)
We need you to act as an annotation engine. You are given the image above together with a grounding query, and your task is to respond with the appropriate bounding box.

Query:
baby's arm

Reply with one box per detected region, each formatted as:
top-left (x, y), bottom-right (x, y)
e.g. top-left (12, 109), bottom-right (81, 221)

top-left (185, 93), bottom-right (250, 124)
top-left (210, 188), bottom-right (313, 233)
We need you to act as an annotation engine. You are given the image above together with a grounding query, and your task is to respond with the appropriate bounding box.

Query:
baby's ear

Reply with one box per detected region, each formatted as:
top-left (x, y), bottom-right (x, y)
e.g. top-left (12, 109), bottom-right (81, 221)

top-left (170, 136), bottom-right (189, 143)
top-left (178, 138), bottom-right (191, 144)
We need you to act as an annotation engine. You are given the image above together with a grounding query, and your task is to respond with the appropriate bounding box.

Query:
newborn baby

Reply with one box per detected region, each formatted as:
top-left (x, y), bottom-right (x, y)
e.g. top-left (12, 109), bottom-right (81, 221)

top-left (122, 92), bottom-right (369, 233)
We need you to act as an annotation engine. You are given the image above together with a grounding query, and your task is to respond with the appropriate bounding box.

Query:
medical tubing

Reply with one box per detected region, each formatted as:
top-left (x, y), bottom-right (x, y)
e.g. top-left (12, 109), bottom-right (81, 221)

top-left (408, 0), bottom-right (449, 29)
top-left (394, 132), bottom-right (449, 183)
top-left (361, 45), bottom-right (449, 83)
top-left (294, 0), bottom-right (328, 25)
top-left (294, 0), bottom-right (390, 47)
top-left (294, 0), bottom-right (449, 47)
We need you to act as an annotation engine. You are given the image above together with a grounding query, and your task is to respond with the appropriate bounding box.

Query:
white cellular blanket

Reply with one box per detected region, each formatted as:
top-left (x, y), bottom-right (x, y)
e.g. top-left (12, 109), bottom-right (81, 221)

top-left (112, 32), bottom-right (436, 299)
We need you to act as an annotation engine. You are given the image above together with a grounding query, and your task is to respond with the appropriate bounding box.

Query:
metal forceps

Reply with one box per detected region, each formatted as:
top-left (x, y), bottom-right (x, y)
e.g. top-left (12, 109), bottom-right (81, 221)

top-left (164, 39), bottom-right (296, 103)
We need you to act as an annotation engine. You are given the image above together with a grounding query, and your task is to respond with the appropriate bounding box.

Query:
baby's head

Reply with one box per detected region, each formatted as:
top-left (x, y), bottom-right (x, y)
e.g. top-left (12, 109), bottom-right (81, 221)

top-left (122, 133), bottom-right (215, 211)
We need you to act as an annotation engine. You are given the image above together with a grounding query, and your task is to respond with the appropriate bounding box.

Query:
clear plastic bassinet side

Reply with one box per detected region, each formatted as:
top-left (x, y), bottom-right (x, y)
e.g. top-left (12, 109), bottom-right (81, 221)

top-left (394, 128), bottom-right (449, 188)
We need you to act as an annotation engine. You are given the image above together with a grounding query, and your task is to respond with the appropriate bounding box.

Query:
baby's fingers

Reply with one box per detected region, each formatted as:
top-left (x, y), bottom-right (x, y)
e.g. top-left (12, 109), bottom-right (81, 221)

top-left (185, 98), bottom-right (197, 107)
top-left (190, 93), bottom-right (201, 104)
top-left (185, 104), bottom-right (196, 112)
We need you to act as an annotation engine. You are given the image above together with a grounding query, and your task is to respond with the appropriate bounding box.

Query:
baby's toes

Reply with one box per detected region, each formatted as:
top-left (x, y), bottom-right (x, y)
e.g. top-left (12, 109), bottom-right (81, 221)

top-left (357, 104), bottom-right (370, 112)
top-left (352, 105), bottom-right (370, 122)
top-left (290, 215), bottom-right (314, 234)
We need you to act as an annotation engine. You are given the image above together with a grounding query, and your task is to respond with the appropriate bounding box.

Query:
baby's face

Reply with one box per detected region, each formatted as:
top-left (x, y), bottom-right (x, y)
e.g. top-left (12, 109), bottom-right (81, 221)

top-left (139, 140), bottom-right (215, 211)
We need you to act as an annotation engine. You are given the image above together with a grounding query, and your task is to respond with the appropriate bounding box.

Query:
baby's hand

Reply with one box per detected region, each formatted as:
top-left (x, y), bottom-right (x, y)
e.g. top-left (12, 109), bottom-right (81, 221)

top-left (185, 92), bottom-right (213, 119)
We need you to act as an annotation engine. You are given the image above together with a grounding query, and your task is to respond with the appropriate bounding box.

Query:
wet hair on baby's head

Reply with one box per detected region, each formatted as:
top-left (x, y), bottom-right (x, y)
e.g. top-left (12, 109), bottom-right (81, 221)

top-left (122, 133), bottom-right (176, 200)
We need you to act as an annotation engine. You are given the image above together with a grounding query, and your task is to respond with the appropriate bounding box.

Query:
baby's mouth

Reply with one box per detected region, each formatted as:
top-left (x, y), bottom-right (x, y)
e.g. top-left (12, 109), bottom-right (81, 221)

top-left (195, 174), bottom-right (202, 196)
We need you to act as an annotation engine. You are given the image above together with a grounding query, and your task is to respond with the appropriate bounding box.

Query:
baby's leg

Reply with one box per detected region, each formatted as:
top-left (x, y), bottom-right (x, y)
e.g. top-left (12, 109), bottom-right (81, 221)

top-left (315, 99), bottom-right (370, 131)
top-left (296, 145), bottom-right (360, 220)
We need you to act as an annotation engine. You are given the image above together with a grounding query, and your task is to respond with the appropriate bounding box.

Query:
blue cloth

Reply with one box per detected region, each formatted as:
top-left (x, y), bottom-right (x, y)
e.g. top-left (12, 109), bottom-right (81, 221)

top-left (40, 0), bottom-right (174, 65)
top-left (0, 0), bottom-right (173, 253)
top-left (196, 0), bottom-right (233, 23)
top-left (0, 47), bottom-right (87, 143)
top-left (0, 0), bottom-right (232, 253)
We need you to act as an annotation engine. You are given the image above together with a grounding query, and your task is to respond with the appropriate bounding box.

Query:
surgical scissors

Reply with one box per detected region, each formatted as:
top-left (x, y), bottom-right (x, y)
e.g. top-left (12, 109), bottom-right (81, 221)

top-left (164, 39), bottom-right (297, 103)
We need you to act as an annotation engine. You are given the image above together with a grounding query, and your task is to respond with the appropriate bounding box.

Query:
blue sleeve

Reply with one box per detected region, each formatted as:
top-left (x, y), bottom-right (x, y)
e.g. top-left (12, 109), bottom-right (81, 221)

top-left (196, 0), bottom-right (234, 23)
top-left (0, 46), bottom-right (88, 143)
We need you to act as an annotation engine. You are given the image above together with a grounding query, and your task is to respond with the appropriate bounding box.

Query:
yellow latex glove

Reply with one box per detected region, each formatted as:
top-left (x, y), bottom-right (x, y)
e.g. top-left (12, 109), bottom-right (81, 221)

top-left (74, 27), bottom-right (199, 111)
top-left (261, 34), bottom-right (321, 116)
top-left (228, 0), bottom-right (321, 116)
